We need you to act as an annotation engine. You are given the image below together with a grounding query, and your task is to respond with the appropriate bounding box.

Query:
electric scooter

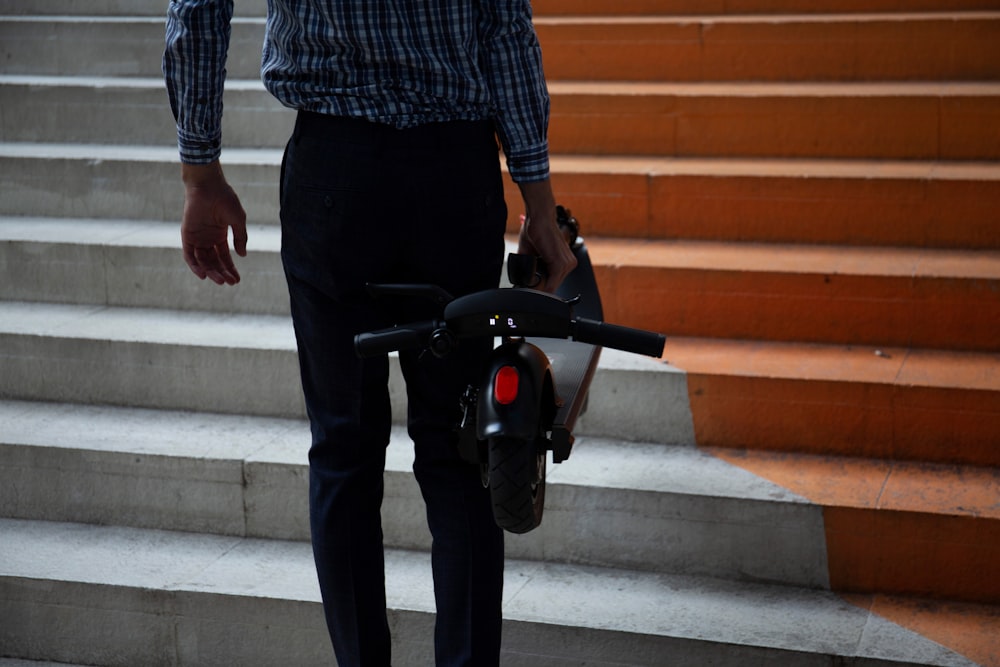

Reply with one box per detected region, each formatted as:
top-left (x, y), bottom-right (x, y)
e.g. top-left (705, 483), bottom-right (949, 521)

top-left (355, 208), bottom-right (666, 534)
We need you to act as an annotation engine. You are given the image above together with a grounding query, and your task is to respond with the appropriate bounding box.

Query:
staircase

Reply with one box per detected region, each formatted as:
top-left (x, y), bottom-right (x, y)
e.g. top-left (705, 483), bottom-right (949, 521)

top-left (1, 0), bottom-right (998, 665)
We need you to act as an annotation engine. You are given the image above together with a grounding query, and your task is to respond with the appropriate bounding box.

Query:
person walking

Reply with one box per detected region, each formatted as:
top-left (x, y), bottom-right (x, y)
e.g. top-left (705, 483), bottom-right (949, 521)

top-left (164, 2), bottom-right (576, 665)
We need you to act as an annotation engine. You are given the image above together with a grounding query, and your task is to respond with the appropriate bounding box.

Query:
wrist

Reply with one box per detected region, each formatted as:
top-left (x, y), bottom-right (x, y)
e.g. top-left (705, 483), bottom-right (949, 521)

top-left (181, 160), bottom-right (226, 189)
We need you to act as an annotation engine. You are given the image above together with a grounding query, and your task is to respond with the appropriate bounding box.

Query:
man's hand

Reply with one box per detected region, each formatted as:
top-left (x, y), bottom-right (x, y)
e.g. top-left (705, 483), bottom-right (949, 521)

top-left (516, 178), bottom-right (577, 293)
top-left (180, 160), bottom-right (248, 285)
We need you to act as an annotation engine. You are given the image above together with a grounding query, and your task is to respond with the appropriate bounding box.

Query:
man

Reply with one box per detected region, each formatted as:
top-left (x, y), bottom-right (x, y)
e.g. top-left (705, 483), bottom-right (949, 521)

top-left (164, 1), bottom-right (576, 665)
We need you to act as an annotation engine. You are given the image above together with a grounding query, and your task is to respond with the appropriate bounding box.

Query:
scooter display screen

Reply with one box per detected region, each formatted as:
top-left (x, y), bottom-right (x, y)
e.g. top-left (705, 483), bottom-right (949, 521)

top-left (455, 311), bottom-right (570, 338)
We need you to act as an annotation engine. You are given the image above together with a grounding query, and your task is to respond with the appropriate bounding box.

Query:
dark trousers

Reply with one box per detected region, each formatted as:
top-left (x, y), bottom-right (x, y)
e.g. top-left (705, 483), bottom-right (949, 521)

top-left (280, 111), bottom-right (507, 666)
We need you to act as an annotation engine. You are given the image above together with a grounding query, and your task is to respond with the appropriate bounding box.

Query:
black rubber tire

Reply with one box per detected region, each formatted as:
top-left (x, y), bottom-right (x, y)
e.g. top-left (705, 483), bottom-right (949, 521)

top-left (486, 436), bottom-right (546, 534)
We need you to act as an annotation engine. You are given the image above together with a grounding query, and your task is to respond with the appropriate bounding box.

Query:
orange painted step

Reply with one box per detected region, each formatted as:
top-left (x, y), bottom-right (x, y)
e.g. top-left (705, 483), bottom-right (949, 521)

top-left (503, 157), bottom-right (1000, 249)
top-left (706, 447), bottom-right (1000, 603)
top-left (584, 238), bottom-right (1000, 351)
top-left (842, 595), bottom-right (1000, 667)
top-left (535, 13), bottom-right (1000, 82)
top-left (666, 337), bottom-right (1000, 465)
top-left (532, 0), bottom-right (1000, 15)
top-left (546, 82), bottom-right (1000, 160)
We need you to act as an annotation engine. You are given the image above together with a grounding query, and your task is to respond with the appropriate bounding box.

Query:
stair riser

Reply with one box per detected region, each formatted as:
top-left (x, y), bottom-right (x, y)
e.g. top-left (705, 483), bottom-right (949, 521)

top-left (1, 0), bottom-right (997, 15)
top-left (0, 335), bottom-right (686, 445)
top-left (0, 237), bottom-right (291, 316)
top-left (0, 153), bottom-right (278, 224)
top-left (536, 15), bottom-right (1000, 82)
top-left (597, 173), bottom-right (1000, 249)
top-left (826, 508), bottom-right (1000, 604)
top-left (11, 232), bottom-right (995, 354)
top-left (0, 19), bottom-right (266, 79)
top-left (506, 170), bottom-right (1000, 250)
top-left (4, 15), bottom-right (999, 83)
top-left (0, 0), bottom-right (265, 14)
top-left (0, 442), bottom-right (829, 585)
top-left (688, 374), bottom-right (1000, 467)
top-left (551, 91), bottom-right (1000, 161)
top-left (10, 81), bottom-right (999, 162)
top-left (532, 0), bottom-right (1000, 13)
top-left (596, 265), bottom-right (1000, 352)
top-left (0, 576), bottom-right (793, 667)
top-left (0, 82), bottom-right (296, 149)
top-left (5, 153), bottom-right (998, 252)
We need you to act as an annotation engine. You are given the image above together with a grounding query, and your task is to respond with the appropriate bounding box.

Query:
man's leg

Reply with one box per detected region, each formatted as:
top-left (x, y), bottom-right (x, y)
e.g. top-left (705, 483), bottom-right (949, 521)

top-left (390, 121), bottom-right (509, 666)
top-left (280, 112), bottom-right (402, 666)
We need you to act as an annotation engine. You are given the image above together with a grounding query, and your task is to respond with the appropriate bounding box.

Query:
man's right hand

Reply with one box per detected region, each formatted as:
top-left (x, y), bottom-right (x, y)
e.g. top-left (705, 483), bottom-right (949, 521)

top-left (516, 178), bottom-right (577, 293)
top-left (180, 160), bottom-right (248, 285)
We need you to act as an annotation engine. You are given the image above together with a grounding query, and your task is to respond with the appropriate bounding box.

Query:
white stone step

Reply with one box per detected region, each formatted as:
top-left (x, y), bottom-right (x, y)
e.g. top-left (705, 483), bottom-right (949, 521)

top-left (0, 75), bottom-right (295, 147)
top-left (0, 0), bottom-right (268, 15)
top-left (0, 217), bottom-right (287, 314)
top-left (0, 16), bottom-right (267, 78)
top-left (0, 143), bottom-right (278, 223)
top-left (0, 217), bottom-right (524, 314)
top-left (0, 518), bottom-right (974, 667)
top-left (0, 302), bottom-right (692, 444)
top-left (0, 399), bottom-right (829, 585)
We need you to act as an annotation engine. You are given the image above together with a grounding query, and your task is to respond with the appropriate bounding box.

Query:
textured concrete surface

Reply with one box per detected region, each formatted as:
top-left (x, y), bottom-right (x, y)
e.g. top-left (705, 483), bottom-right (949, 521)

top-left (0, 519), bottom-right (978, 667)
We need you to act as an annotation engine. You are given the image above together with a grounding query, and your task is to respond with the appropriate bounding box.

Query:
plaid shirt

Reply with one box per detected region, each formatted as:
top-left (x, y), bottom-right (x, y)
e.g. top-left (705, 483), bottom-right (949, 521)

top-left (164, 0), bottom-right (551, 182)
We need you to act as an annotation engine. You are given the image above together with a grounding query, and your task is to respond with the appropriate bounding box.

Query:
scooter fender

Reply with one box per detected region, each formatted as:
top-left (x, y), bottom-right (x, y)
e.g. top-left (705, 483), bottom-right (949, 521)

top-left (476, 342), bottom-right (553, 442)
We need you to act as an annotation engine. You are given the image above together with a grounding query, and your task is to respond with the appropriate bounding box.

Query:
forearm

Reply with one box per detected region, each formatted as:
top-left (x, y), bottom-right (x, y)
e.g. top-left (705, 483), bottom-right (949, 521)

top-left (478, 0), bottom-right (550, 183)
top-left (163, 0), bottom-right (234, 164)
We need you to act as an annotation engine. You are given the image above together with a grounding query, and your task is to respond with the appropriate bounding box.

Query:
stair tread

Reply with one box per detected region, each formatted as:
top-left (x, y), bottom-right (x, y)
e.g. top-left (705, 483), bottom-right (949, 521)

top-left (707, 446), bottom-right (1000, 520)
top-left (0, 400), bottom-right (800, 505)
top-left (665, 336), bottom-right (1000, 392)
top-left (5, 397), bottom-right (995, 522)
top-left (6, 217), bottom-right (999, 281)
top-left (4, 141), bottom-right (999, 181)
top-left (0, 517), bottom-right (981, 666)
top-left (9, 73), bottom-right (1000, 97)
top-left (590, 237), bottom-right (1000, 280)
top-left (0, 302), bottom-right (664, 373)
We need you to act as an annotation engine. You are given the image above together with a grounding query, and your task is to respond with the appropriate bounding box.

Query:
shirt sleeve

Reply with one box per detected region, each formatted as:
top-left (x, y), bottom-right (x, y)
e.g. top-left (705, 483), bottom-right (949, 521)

top-left (478, 1), bottom-right (551, 183)
top-left (163, 0), bottom-right (234, 164)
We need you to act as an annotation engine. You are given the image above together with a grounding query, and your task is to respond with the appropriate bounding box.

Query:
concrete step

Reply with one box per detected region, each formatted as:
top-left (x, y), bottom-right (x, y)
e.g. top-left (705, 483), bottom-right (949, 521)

top-left (707, 446), bottom-right (1000, 605)
top-left (542, 158), bottom-right (1000, 250)
top-left (3, 13), bottom-right (999, 83)
top-left (4, 399), bottom-right (997, 603)
top-left (666, 337), bottom-right (1000, 468)
top-left (590, 238), bottom-right (1000, 352)
top-left (0, 75), bottom-right (295, 148)
top-left (535, 12), bottom-right (1000, 82)
top-left (6, 76), bottom-right (999, 161)
top-left (0, 399), bottom-right (834, 586)
top-left (531, 0), bottom-right (1000, 14)
top-left (0, 0), bottom-right (265, 15)
top-left (0, 518), bottom-right (986, 667)
top-left (0, 302), bottom-right (691, 445)
top-left (549, 81), bottom-right (1000, 160)
top-left (0, 217), bottom-right (288, 315)
top-left (6, 218), bottom-right (998, 351)
top-left (5, 144), bottom-right (1000, 250)
top-left (1, 0), bottom-right (997, 16)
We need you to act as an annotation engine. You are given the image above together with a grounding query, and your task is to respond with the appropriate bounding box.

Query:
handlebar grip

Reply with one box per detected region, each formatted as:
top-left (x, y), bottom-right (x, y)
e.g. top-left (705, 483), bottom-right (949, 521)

top-left (354, 323), bottom-right (434, 358)
top-left (573, 318), bottom-right (666, 358)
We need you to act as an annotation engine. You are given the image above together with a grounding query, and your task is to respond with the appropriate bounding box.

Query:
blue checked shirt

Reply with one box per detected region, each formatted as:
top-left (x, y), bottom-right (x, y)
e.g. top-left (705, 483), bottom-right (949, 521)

top-left (164, 0), bottom-right (551, 182)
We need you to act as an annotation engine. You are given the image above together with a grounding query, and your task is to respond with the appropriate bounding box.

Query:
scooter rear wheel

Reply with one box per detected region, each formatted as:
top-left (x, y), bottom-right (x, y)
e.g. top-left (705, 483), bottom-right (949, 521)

top-left (487, 436), bottom-right (546, 534)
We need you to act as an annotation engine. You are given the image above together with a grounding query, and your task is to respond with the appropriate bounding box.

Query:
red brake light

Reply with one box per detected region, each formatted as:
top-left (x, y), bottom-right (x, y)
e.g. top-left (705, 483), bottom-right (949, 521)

top-left (494, 366), bottom-right (519, 405)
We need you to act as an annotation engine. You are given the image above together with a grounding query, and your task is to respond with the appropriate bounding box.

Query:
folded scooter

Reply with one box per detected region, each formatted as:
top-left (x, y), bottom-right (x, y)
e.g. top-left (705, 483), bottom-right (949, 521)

top-left (355, 208), bottom-right (666, 533)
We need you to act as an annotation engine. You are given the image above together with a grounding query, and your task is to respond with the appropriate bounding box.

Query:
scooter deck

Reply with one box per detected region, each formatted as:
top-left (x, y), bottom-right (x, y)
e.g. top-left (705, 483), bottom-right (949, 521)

top-left (528, 238), bottom-right (603, 463)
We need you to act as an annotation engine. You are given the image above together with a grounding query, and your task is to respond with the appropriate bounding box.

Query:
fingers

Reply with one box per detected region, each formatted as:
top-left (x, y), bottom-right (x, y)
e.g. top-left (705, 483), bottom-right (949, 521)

top-left (519, 215), bottom-right (578, 293)
top-left (180, 171), bottom-right (247, 285)
top-left (187, 243), bottom-right (241, 285)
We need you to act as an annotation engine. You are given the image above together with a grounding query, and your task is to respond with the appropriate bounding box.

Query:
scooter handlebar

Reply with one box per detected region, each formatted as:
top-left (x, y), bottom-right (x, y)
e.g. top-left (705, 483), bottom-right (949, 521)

top-left (572, 318), bottom-right (666, 358)
top-left (354, 322), bottom-right (437, 358)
